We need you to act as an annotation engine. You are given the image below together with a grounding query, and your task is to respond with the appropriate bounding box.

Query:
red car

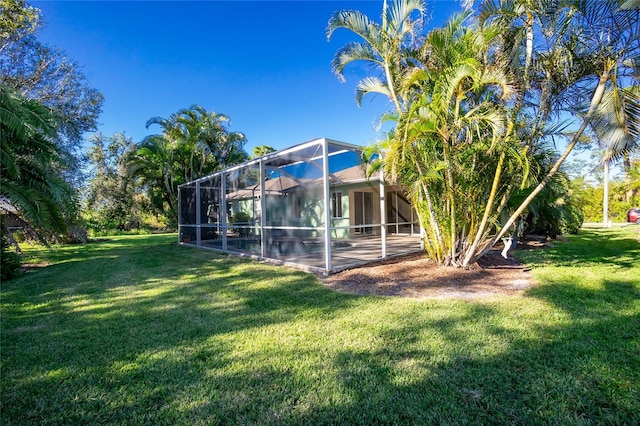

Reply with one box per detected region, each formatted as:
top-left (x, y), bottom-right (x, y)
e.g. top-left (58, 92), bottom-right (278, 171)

top-left (627, 208), bottom-right (640, 224)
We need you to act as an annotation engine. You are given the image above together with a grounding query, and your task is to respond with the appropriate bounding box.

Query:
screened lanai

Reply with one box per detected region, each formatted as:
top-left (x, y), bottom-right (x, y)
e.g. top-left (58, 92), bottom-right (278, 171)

top-left (178, 138), bottom-right (423, 274)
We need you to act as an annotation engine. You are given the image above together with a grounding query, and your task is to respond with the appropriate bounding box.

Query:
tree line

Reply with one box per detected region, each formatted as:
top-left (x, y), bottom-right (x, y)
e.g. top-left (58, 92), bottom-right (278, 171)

top-left (0, 0), bottom-right (257, 278)
top-left (84, 107), bottom-right (251, 233)
top-left (2, 0), bottom-right (639, 278)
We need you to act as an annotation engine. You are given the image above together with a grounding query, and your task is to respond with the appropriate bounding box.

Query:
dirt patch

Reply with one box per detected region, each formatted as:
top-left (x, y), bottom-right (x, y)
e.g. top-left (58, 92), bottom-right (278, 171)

top-left (321, 249), bottom-right (538, 300)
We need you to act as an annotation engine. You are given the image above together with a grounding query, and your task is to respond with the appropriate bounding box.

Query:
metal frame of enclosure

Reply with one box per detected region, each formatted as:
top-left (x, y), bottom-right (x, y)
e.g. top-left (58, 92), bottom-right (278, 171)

top-left (178, 138), bottom-right (422, 274)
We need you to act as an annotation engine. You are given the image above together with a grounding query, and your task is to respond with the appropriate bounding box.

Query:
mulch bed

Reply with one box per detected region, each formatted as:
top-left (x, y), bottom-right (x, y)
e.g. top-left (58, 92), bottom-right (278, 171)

top-left (320, 243), bottom-right (542, 300)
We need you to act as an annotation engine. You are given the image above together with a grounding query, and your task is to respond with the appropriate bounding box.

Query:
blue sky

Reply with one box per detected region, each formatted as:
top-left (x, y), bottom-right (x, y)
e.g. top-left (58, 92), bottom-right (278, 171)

top-left (32, 0), bottom-right (464, 153)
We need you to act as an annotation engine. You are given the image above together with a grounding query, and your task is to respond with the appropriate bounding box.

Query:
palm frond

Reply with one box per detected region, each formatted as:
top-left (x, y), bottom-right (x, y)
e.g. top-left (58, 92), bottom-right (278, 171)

top-left (327, 9), bottom-right (380, 47)
top-left (386, 0), bottom-right (425, 37)
top-left (592, 85), bottom-right (640, 163)
top-left (355, 76), bottom-right (393, 106)
top-left (330, 42), bottom-right (381, 80)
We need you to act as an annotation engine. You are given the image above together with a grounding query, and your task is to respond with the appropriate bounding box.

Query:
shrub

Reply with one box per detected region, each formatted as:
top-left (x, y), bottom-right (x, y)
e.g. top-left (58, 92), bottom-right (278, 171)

top-left (1, 231), bottom-right (21, 281)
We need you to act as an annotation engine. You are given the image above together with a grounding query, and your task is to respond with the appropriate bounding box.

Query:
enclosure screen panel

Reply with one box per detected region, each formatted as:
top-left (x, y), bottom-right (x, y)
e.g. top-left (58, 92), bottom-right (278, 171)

top-left (179, 185), bottom-right (197, 225)
top-left (178, 138), bottom-right (422, 272)
top-left (262, 143), bottom-right (326, 265)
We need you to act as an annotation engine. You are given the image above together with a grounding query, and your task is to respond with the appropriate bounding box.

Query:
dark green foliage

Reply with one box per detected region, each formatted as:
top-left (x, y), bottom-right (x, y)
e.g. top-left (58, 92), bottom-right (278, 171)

top-left (528, 197), bottom-right (584, 236)
top-left (514, 168), bottom-right (585, 237)
top-left (0, 222), bottom-right (21, 280)
top-left (0, 84), bottom-right (77, 242)
top-left (0, 248), bottom-right (21, 280)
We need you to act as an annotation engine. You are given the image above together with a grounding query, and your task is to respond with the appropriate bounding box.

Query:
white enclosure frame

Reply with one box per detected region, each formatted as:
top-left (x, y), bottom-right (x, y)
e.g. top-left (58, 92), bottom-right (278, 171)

top-left (178, 138), bottom-right (422, 274)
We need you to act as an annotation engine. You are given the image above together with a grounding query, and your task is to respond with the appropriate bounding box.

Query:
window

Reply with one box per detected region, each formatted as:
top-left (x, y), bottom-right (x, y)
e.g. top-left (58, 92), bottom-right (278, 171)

top-left (331, 192), bottom-right (343, 218)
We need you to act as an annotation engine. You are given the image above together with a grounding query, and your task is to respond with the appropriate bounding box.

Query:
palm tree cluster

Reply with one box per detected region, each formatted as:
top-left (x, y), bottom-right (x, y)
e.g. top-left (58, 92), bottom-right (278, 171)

top-left (128, 105), bottom-right (249, 226)
top-left (329, 0), bottom-right (639, 267)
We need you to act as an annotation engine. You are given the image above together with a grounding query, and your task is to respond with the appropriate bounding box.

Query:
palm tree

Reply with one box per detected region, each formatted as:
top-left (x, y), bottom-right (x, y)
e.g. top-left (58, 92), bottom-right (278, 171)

top-left (392, 12), bottom-right (516, 266)
top-left (332, 0), bottom-right (639, 268)
top-left (191, 106), bottom-right (248, 172)
top-left (333, 2), bottom-right (520, 266)
top-left (0, 84), bottom-right (76, 247)
top-left (329, 0), bottom-right (453, 263)
top-left (327, 0), bottom-right (426, 115)
top-left (128, 112), bottom-right (180, 219)
top-left (477, 0), bottom-right (640, 260)
top-left (129, 105), bottom-right (248, 224)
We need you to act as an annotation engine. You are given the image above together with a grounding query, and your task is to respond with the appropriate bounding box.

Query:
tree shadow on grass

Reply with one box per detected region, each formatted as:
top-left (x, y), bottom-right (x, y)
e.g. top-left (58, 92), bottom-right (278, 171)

top-left (2, 234), bottom-right (639, 424)
top-left (1, 236), bottom-right (362, 424)
top-left (291, 280), bottom-right (639, 425)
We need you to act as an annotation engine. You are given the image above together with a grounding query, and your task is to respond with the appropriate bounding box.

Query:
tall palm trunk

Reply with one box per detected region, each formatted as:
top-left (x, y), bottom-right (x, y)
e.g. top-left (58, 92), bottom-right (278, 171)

top-left (523, 12), bottom-right (534, 90)
top-left (408, 144), bottom-right (446, 261)
top-left (475, 68), bottom-right (612, 261)
top-left (461, 152), bottom-right (505, 267)
top-left (442, 141), bottom-right (457, 265)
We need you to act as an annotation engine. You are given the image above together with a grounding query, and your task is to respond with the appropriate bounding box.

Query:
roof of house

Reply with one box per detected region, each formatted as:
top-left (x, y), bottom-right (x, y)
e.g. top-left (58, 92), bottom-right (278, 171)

top-left (330, 164), bottom-right (379, 184)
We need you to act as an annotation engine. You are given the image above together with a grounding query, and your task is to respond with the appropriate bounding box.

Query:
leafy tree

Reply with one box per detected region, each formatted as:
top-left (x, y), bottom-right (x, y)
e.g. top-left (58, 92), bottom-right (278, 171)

top-left (129, 105), bottom-right (248, 225)
top-left (252, 145), bottom-right (276, 158)
top-left (570, 151), bottom-right (639, 223)
top-left (0, 0), bottom-right (40, 50)
top-left (0, 0), bottom-right (103, 182)
top-left (83, 132), bottom-right (155, 232)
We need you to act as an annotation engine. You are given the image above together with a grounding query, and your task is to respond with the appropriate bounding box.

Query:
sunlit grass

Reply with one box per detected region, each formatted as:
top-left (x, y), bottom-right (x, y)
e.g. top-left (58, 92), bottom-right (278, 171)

top-left (2, 230), bottom-right (639, 424)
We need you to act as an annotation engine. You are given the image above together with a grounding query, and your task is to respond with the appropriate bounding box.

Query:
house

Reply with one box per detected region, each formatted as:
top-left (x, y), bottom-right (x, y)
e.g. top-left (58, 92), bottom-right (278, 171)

top-left (178, 138), bottom-right (422, 273)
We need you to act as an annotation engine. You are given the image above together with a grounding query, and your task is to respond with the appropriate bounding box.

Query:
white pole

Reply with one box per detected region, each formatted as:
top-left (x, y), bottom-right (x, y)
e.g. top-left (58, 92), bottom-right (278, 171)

top-left (196, 181), bottom-right (201, 246)
top-left (379, 171), bottom-right (387, 259)
top-left (603, 161), bottom-right (609, 228)
top-left (221, 173), bottom-right (228, 250)
top-left (322, 139), bottom-right (332, 272)
top-left (260, 160), bottom-right (266, 258)
top-left (178, 186), bottom-right (183, 243)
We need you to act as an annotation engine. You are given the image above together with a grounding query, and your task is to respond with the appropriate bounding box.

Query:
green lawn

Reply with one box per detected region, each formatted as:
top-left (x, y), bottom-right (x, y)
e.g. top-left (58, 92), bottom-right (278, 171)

top-left (2, 228), bottom-right (639, 425)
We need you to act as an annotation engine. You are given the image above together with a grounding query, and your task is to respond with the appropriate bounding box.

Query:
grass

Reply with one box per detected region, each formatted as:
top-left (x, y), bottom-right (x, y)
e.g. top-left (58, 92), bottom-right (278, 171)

top-left (1, 228), bottom-right (639, 425)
